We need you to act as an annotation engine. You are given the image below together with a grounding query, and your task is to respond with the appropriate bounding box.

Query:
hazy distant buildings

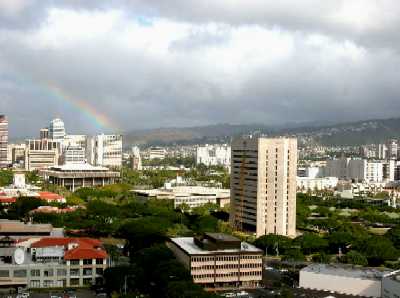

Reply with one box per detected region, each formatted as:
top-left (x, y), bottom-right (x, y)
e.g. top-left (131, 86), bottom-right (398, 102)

top-left (131, 146), bottom-right (142, 170)
top-left (326, 158), bottom-right (384, 182)
top-left (0, 115), bottom-right (8, 168)
top-left (230, 136), bottom-right (297, 238)
top-left (87, 134), bottom-right (122, 168)
top-left (196, 144), bottom-right (231, 168)
top-left (49, 118), bottom-right (66, 140)
top-left (144, 146), bottom-right (166, 160)
top-left (386, 139), bottom-right (398, 160)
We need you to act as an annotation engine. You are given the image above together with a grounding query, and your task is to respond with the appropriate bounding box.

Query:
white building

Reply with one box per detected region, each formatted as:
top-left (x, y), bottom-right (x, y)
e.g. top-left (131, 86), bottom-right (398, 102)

top-left (63, 135), bottom-right (87, 149)
top-left (132, 185), bottom-right (230, 209)
top-left (196, 144), bottom-right (231, 168)
top-left (49, 118), bottom-right (66, 141)
top-left (297, 177), bottom-right (338, 192)
top-left (62, 145), bottom-right (86, 165)
top-left (25, 139), bottom-right (60, 171)
top-left (300, 264), bottom-right (391, 298)
top-left (326, 158), bottom-right (384, 182)
top-left (144, 147), bottom-right (166, 160)
top-left (297, 166), bottom-right (324, 178)
top-left (386, 139), bottom-right (398, 160)
top-left (131, 146), bottom-right (142, 170)
top-left (382, 270), bottom-right (400, 298)
top-left (376, 143), bottom-right (388, 160)
top-left (87, 134), bottom-right (122, 168)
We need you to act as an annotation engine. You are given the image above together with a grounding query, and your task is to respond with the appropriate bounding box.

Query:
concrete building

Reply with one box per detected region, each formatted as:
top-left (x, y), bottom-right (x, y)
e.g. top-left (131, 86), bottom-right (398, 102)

top-left (297, 177), bottom-right (338, 192)
top-left (382, 270), bottom-right (400, 298)
top-left (0, 236), bottom-right (108, 289)
top-left (9, 144), bottom-right (26, 167)
top-left (87, 134), bottom-right (122, 168)
top-left (131, 146), bottom-right (142, 170)
top-left (376, 143), bottom-right (388, 160)
top-left (299, 264), bottom-right (391, 298)
top-left (133, 185), bottom-right (230, 209)
top-left (40, 164), bottom-right (120, 192)
top-left (386, 139), bottom-right (398, 160)
top-left (63, 135), bottom-right (87, 149)
top-left (144, 146), bottom-right (166, 160)
top-left (196, 144), bottom-right (231, 168)
top-left (40, 128), bottom-right (49, 140)
top-left (25, 139), bottom-right (60, 171)
top-left (0, 115), bottom-right (9, 168)
top-left (0, 220), bottom-right (62, 238)
top-left (62, 145), bottom-right (86, 165)
top-left (49, 118), bottom-right (66, 141)
top-left (326, 158), bottom-right (384, 182)
top-left (230, 137), bottom-right (297, 237)
top-left (168, 233), bottom-right (262, 289)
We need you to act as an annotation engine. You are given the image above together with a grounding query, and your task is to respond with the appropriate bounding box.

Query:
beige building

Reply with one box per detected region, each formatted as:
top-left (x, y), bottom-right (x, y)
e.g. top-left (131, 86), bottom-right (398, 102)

top-left (168, 233), bottom-right (262, 289)
top-left (230, 136), bottom-right (297, 237)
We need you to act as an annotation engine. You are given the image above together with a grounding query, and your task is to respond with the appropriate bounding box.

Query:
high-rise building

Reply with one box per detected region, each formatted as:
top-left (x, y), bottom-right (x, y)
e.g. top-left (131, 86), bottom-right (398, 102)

top-left (0, 115), bottom-right (9, 168)
top-left (86, 134), bottom-right (122, 168)
top-left (131, 146), bottom-right (142, 170)
top-left (25, 139), bottom-right (60, 171)
top-left (49, 118), bottom-right (66, 140)
top-left (230, 136), bottom-right (297, 237)
top-left (386, 139), bottom-right (398, 160)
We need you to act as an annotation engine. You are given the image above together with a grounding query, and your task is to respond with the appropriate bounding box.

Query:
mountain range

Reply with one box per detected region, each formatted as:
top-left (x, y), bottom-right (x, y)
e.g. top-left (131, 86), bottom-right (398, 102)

top-left (124, 117), bottom-right (400, 147)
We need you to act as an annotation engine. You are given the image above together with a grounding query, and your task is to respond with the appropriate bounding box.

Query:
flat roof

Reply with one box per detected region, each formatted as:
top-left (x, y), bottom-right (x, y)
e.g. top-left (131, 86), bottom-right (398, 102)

top-left (205, 233), bottom-right (240, 242)
top-left (49, 163), bottom-right (110, 171)
top-left (302, 264), bottom-right (391, 281)
top-left (170, 237), bottom-right (262, 255)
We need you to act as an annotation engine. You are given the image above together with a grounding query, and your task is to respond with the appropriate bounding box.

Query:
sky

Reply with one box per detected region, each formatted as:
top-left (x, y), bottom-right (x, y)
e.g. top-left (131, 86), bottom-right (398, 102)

top-left (1, 0), bottom-right (400, 137)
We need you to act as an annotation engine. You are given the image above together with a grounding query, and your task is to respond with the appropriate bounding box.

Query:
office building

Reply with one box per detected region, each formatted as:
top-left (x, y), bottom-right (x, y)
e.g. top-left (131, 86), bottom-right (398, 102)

top-left (376, 143), bottom-right (388, 160)
top-left (133, 186), bottom-right (230, 209)
top-left (9, 144), bottom-right (26, 167)
top-left (87, 134), bottom-right (122, 168)
top-left (300, 264), bottom-right (391, 298)
top-left (168, 233), bottom-right (262, 289)
top-left (382, 270), bottom-right (400, 298)
top-left (62, 145), bottom-right (86, 165)
top-left (40, 128), bottom-right (49, 140)
top-left (0, 236), bottom-right (108, 288)
top-left (25, 139), bottom-right (60, 171)
top-left (0, 115), bottom-right (9, 168)
top-left (63, 135), bottom-right (87, 149)
top-left (196, 144), bottom-right (231, 168)
top-left (230, 137), bottom-right (297, 237)
top-left (49, 118), bottom-right (66, 140)
top-left (386, 139), bottom-right (398, 160)
top-left (144, 146), bottom-right (166, 160)
top-left (297, 177), bottom-right (338, 192)
top-left (326, 158), bottom-right (384, 182)
top-left (40, 164), bottom-right (120, 191)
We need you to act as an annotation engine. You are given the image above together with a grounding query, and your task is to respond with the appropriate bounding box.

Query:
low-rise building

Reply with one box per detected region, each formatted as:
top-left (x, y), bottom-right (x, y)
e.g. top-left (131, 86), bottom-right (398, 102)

top-left (297, 177), bottom-right (338, 192)
top-left (40, 164), bottom-right (120, 192)
top-left (0, 220), bottom-right (63, 238)
top-left (168, 233), bottom-right (262, 289)
top-left (0, 236), bottom-right (108, 288)
top-left (299, 264), bottom-right (391, 298)
top-left (196, 144), bottom-right (231, 168)
top-left (133, 185), bottom-right (230, 209)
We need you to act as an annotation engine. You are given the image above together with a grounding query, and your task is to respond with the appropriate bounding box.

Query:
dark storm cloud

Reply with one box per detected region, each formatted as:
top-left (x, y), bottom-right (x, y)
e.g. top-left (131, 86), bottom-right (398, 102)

top-left (1, 0), bottom-right (400, 137)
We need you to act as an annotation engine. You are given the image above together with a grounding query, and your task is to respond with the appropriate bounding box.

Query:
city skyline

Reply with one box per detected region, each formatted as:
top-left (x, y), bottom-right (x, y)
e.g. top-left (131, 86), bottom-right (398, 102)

top-left (2, 1), bottom-right (400, 137)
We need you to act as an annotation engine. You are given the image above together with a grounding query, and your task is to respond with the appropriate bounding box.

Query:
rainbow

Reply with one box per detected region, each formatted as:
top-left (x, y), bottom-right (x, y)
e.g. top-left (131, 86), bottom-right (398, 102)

top-left (45, 82), bottom-right (118, 131)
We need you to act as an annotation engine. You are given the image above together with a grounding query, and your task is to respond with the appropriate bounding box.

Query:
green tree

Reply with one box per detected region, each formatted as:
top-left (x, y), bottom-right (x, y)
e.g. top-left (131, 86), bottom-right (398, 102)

top-left (295, 233), bottom-right (329, 255)
top-left (254, 234), bottom-right (292, 256)
top-left (344, 250), bottom-right (368, 266)
top-left (0, 169), bottom-right (13, 186)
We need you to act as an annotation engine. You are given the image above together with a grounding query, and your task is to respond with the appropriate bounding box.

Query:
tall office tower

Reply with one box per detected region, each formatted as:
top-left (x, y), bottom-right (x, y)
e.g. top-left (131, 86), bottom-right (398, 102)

top-left (0, 115), bottom-right (8, 168)
top-left (49, 118), bottom-right (66, 140)
top-left (376, 143), bottom-right (387, 160)
top-left (230, 136), bottom-right (297, 238)
top-left (86, 134), bottom-right (122, 167)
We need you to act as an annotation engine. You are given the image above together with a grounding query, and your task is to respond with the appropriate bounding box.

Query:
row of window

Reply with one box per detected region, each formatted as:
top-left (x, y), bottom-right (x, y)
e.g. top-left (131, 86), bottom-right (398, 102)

top-left (192, 263), bottom-right (261, 270)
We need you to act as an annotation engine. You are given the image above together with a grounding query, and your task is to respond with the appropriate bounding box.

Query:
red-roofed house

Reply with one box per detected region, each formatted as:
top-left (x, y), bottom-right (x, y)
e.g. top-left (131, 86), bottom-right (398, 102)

top-left (37, 192), bottom-right (66, 203)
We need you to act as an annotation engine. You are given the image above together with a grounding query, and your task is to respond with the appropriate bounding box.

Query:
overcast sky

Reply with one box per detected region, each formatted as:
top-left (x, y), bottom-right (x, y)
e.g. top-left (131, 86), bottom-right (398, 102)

top-left (1, 0), bottom-right (400, 137)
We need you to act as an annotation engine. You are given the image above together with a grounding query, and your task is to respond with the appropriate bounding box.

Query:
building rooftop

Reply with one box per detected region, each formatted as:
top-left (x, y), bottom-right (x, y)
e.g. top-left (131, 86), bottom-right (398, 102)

top-left (302, 264), bottom-right (392, 281)
top-left (0, 220), bottom-right (53, 234)
top-left (170, 236), bottom-right (262, 255)
top-left (49, 163), bottom-right (110, 172)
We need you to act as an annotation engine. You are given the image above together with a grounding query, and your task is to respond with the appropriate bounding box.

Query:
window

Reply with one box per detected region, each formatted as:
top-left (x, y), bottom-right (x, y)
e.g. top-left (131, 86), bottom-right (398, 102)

top-left (96, 268), bottom-right (103, 275)
top-left (57, 269), bottom-right (66, 276)
top-left (30, 280), bottom-right (40, 288)
top-left (96, 259), bottom-right (104, 265)
top-left (31, 269), bottom-right (40, 277)
top-left (43, 269), bottom-right (53, 277)
top-left (13, 270), bottom-right (27, 277)
top-left (70, 260), bottom-right (80, 265)
top-left (0, 270), bottom-right (9, 277)
top-left (83, 259), bottom-right (92, 265)
top-left (70, 269), bottom-right (79, 276)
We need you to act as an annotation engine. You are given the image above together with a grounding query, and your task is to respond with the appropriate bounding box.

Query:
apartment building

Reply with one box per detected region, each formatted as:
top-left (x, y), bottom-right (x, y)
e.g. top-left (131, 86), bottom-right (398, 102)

top-left (0, 236), bottom-right (108, 288)
top-left (168, 233), bottom-right (262, 289)
top-left (196, 144), bottom-right (231, 168)
top-left (87, 134), bottom-right (122, 168)
top-left (0, 115), bottom-right (8, 168)
top-left (230, 136), bottom-right (297, 237)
